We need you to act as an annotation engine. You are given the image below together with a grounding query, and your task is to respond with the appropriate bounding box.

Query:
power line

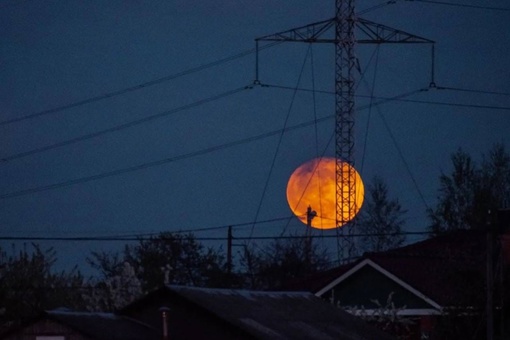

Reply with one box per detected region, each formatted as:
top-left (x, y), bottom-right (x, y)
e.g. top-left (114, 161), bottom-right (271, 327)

top-left (0, 231), bottom-right (433, 242)
top-left (5, 83), bottom-right (505, 164)
top-left (366, 79), bottom-right (431, 212)
top-left (125, 215), bottom-right (306, 237)
top-left (310, 45), bottom-right (325, 232)
top-left (248, 46), bottom-right (312, 241)
top-left (360, 45), bottom-right (381, 173)
top-left (223, 215), bottom-right (303, 230)
top-left (279, 130), bottom-right (336, 238)
top-left (0, 216), bottom-right (305, 246)
top-left (262, 83), bottom-right (510, 111)
top-left (357, 1), bottom-right (397, 15)
top-left (262, 84), bottom-right (334, 95)
top-left (0, 42), bottom-right (281, 126)
top-left (0, 114), bottom-right (331, 199)
top-left (0, 88), bottom-right (425, 199)
top-left (264, 82), bottom-right (510, 99)
top-left (407, 0), bottom-right (510, 12)
top-left (437, 86), bottom-right (510, 97)
top-left (0, 85), bottom-right (345, 164)
top-left (0, 85), bottom-right (251, 163)
top-left (0, 0), bottom-right (35, 10)
top-left (371, 95), bottom-right (510, 111)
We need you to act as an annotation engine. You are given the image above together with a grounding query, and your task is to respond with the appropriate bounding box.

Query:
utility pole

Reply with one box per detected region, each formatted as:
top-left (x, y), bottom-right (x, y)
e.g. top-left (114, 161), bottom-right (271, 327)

top-left (498, 208), bottom-right (510, 339)
top-left (306, 205), bottom-right (317, 264)
top-left (255, 0), bottom-right (434, 261)
top-left (227, 226), bottom-right (233, 275)
top-left (497, 210), bottom-right (510, 339)
top-left (487, 210), bottom-right (494, 340)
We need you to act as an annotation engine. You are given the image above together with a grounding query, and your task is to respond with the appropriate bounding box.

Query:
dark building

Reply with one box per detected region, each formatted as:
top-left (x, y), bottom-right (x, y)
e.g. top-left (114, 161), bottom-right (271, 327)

top-left (2, 285), bottom-right (395, 340)
top-left (284, 229), bottom-right (510, 339)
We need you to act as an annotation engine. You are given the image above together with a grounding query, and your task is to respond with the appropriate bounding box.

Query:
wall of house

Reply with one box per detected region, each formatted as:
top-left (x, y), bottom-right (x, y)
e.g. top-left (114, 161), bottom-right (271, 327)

top-left (2, 319), bottom-right (91, 340)
top-left (323, 265), bottom-right (433, 309)
top-left (317, 265), bottom-right (445, 340)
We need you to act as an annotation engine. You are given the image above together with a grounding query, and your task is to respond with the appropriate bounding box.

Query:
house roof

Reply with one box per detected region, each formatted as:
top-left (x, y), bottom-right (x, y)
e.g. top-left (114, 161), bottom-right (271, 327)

top-left (0, 309), bottom-right (159, 340)
top-left (45, 309), bottom-right (159, 340)
top-left (124, 285), bottom-right (395, 340)
top-left (285, 230), bottom-right (498, 308)
top-left (315, 258), bottom-right (443, 310)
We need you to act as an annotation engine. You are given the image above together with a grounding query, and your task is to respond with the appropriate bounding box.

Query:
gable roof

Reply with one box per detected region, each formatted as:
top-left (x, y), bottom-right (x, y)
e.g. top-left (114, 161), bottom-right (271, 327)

top-left (171, 285), bottom-right (396, 339)
top-left (122, 285), bottom-right (395, 340)
top-left (366, 230), bottom-right (488, 307)
top-left (47, 310), bottom-right (159, 340)
top-left (286, 230), bottom-right (493, 308)
top-left (0, 309), bottom-right (159, 340)
top-left (315, 258), bottom-right (442, 310)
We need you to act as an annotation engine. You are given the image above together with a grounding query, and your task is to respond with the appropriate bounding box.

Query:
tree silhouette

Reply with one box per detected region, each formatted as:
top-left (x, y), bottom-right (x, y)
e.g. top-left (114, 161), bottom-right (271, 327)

top-left (239, 236), bottom-right (330, 290)
top-left (429, 143), bottom-right (510, 233)
top-left (357, 176), bottom-right (407, 253)
top-left (87, 232), bottom-right (229, 298)
top-left (0, 244), bottom-right (85, 330)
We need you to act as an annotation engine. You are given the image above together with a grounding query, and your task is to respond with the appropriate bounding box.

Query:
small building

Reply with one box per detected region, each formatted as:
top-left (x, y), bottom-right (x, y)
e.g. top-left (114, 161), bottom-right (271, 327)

top-left (2, 286), bottom-right (395, 340)
top-left (284, 229), bottom-right (510, 339)
top-left (121, 285), bottom-right (395, 339)
top-left (0, 309), bottom-right (158, 340)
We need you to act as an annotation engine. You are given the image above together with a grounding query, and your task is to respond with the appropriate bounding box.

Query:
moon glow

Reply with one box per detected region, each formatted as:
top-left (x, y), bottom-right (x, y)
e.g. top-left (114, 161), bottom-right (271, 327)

top-left (286, 157), bottom-right (364, 229)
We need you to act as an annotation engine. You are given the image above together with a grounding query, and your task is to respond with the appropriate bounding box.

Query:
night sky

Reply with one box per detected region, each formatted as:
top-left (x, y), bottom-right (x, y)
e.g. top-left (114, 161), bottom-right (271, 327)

top-left (1, 0), bottom-right (509, 271)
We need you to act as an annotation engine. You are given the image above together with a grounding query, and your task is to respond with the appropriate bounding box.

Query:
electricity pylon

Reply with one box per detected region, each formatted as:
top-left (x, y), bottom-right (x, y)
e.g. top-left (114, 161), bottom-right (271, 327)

top-left (255, 0), bottom-right (434, 261)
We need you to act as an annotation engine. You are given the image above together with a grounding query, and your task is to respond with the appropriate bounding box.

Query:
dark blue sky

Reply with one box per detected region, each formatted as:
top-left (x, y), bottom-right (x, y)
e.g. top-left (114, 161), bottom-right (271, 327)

top-left (1, 0), bottom-right (509, 270)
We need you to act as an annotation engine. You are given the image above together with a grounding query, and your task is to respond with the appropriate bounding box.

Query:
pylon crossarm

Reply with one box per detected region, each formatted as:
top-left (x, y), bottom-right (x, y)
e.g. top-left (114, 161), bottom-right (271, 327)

top-left (256, 18), bottom-right (336, 43)
top-left (255, 17), bottom-right (434, 45)
top-left (356, 18), bottom-right (435, 44)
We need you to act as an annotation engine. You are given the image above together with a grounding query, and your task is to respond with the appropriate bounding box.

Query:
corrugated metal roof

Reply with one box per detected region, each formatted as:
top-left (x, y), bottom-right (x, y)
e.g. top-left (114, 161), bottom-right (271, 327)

top-left (46, 310), bottom-right (159, 340)
top-left (166, 285), bottom-right (395, 340)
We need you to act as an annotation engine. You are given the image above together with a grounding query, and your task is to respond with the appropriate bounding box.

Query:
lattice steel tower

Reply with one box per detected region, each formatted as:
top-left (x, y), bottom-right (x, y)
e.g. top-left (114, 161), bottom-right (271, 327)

top-left (255, 0), bottom-right (434, 261)
top-left (334, 0), bottom-right (357, 259)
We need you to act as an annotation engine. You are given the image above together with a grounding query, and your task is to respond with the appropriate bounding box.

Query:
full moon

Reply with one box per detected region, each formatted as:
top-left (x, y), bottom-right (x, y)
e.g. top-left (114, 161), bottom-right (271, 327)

top-left (286, 157), bottom-right (364, 229)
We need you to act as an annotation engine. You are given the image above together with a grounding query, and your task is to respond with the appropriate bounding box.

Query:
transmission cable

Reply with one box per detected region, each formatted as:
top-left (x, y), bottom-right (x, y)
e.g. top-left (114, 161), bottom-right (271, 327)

top-left (360, 45), bottom-right (381, 173)
top-left (272, 88), bottom-right (428, 239)
top-left (0, 0), bottom-right (35, 10)
top-left (362, 78), bottom-right (431, 212)
top-left (436, 86), bottom-right (510, 97)
top-left (277, 46), bottom-right (386, 238)
top-left (262, 84), bottom-right (510, 111)
top-left (0, 88), bottom-right (429, 200)
top-left (1, 85), bottom-right (251, 163)
top-left (0, 42), bottom-right (281, 126)
top-left (359, 96), bottom-right (510, 111)
top-left (309, 46), bottom-right (325, 232)
top-left (279, 131), bottom-right (336, 238)
top-left (247, 46), bottom-right (312, 242)
top-left (50, 215), bottom-right (306, 239)
top-left (406, 0), bottom-right (510, 12)
top-left (0, 110), bottom-right (329, 200)
top-left (357, 1), bottom-right (397, 15)
top-left (0, 230), bottom-right (434, 242)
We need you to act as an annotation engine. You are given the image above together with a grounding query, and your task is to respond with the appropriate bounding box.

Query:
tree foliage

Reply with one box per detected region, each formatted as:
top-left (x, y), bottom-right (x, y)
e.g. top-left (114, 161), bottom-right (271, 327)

top-left (429, 144), bottom-right (510, 233)
top-left (240, 236), bottom-right (330, 290)
top-left (0, 244), bottom-right (85, 330)
top-left (126, 232), bottom-right (228, 290)
top-left (83, 260), bottom-right (143, 312)
top-left (87, 232), bottom-right (229, 298)
top-left (357, 176), bottom-right (407, 253)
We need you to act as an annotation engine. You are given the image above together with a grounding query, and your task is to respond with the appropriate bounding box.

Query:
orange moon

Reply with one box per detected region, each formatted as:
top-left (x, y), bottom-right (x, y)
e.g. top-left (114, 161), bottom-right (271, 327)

top-left (286, 157), bottom-right (364, 229)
